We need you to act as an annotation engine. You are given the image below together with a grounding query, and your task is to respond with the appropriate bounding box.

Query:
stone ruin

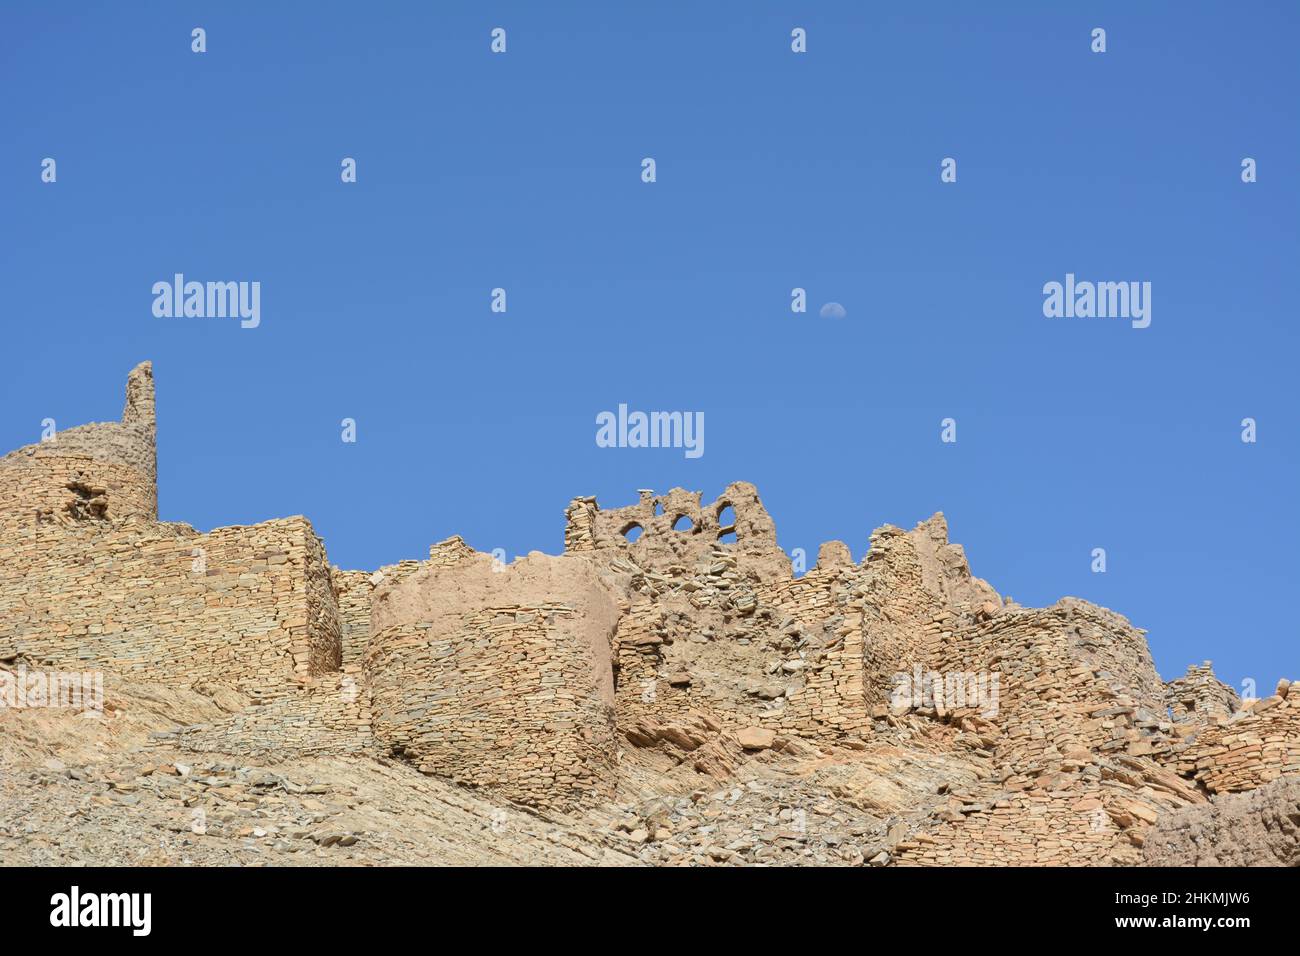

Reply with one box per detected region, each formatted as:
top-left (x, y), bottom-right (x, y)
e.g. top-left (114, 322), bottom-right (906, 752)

top-left (2, 362), bottom-right (1297, 864)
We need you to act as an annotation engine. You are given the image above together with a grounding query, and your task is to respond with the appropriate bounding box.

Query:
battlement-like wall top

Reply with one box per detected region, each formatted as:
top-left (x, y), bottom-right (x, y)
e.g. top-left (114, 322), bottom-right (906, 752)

top-left (563, 481), bottom-right (790, 581)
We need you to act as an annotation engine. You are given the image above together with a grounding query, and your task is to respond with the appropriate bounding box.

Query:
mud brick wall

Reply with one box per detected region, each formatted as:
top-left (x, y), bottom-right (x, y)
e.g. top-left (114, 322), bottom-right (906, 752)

top-left (365, 553), bottom-right (620, 811)
top-left (157, 668), bottom-right (373, 758)
top-left (1177, 682), bottom-right (1300, 793)
top-left (0, 516), bottom-right (341, 697)
top-left (332, 537), bottom-right (477, 665)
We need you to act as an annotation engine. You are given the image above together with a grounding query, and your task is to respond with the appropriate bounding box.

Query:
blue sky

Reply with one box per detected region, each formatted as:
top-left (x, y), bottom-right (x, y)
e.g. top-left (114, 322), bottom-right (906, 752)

top-left (3, 2), bottom-right (1297, 691)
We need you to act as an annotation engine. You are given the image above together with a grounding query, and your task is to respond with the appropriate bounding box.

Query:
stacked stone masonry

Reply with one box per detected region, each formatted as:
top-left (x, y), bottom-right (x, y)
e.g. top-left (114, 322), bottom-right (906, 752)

top-left (0, 516), bottom-right (341, 696)
top-left (364, 552), bottom-right (620, 811)
top-left (890, 601), bottom-right (1206, 865)
top-left (1166, 662), bottom-right (1241, 725)
top-left (1176, 680), bottom-right (1300, 793)
top-left (3, 361), bottom-right (1298, 863)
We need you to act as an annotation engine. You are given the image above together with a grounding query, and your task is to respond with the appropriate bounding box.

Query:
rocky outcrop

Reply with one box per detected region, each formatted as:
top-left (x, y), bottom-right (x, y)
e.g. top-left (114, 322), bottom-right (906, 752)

top-left (1143, 776), bottom-right (1300, 866)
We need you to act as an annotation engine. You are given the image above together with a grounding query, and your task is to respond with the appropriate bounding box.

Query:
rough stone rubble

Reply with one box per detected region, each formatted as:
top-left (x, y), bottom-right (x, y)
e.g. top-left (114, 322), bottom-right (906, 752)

top-left (1, 362), bottom-right (1295, 867)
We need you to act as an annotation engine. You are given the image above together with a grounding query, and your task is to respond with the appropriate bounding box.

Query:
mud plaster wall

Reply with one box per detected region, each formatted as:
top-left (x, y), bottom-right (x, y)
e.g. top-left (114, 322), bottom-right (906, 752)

top-left (332, 536), bottom-right (478, 666)
top-left (365, 552), bottom-right (620, 810)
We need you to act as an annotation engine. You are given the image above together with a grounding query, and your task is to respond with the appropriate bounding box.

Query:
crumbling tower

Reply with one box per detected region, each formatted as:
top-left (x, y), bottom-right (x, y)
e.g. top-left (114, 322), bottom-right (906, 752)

top-left (0, 361), bottom-right (157, 531)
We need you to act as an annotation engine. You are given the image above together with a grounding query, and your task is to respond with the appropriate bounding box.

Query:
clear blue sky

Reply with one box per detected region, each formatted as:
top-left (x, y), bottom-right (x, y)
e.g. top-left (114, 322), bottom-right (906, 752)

top-left (3, 2), bottom-right (1297, 693)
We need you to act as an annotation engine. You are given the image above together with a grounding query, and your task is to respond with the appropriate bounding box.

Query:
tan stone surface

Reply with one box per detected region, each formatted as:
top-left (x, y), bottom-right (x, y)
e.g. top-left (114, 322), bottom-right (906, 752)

top-left (3, 360), bottom-right (1298, 867)
top-left (365, 550), bottom-right (620, 811)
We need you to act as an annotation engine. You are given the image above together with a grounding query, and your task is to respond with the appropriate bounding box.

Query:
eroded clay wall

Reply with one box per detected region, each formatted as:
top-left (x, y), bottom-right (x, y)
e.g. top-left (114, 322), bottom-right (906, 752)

top-left (333, 536), bottom-right (478, 665)
top-left (564, 482), bottom-right (790, 581)
top-left (365, 551), bottom-right (620, 810)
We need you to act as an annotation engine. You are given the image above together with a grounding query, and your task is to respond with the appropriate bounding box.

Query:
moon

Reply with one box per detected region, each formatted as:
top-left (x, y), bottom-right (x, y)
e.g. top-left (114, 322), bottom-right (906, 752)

top-left (819, 302), bottom-right (846, 319)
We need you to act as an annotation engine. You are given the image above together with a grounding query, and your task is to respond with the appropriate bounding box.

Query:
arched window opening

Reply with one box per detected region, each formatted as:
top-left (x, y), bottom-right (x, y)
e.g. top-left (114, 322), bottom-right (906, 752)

top-left (716, 504), bottom-right (737, 542)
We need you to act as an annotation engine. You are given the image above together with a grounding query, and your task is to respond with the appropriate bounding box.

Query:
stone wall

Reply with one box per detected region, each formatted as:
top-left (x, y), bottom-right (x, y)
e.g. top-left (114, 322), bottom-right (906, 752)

top-left (609, 539), bottom-right (873, 744)
top-left (564, 482), bottom-right (790, 581)
top-left (1176, 681), bottom-right (1300, 793)
top-left (0, 516), bottom-right (341, 697)
top-left (857, 515), bottom-right (1005, 712)
top-left (5, 363), bottom-right (1296, 862)
top-left (365, 551), bottom-right (620, 811)
top-left (1166, 662), bottom-right (1240, 725)
top-left (0, 363), bottom-right (342, 698)
top-left (332, 561), bottom-right (421, 666)
top-left (332, 536), bottom-right (478, 665)
top-left (859, 523), bottom-right (948, 709)
top-left (891, 600), bottom-right (1203, 865)
top-left (0, 452), bottom-right (157, 535)
top-left (332, 569), bottom-right (380, 666)
top-left (0, 362), bottom-right (157, 534)
top-left (752, 562), bottom-right (870, 736)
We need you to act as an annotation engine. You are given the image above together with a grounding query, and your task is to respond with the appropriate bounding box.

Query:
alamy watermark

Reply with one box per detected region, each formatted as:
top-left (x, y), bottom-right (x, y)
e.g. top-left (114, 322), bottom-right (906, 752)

top-left (1042, 273), bottom-right (1150, 329)
top-left (50, 886), bottom-right (151, 936)
top-left (152, 274), bottom-right (261, 329)
top-left (891, 665), bottom-right (1000, 718)
top-left (0, 665), bottom-right (103, 712)
top-left (596, 404), bottom-right (704, 459)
